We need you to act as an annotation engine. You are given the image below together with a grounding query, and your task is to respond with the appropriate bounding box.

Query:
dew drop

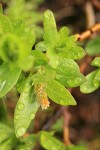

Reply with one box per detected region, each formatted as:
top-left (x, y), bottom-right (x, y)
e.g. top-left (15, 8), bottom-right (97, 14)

top-left (94, 61), bottom-right (98, 65)
top-left (75, 77), bottom-right (82, 83)
top-left (15, 114), bottom-right (20, 120)
top-left (17, 102), bottom-right (24, 110)
top-left (16, 127), bottom-right (26, 137)
top-left (29, 113), bottom-right (35, 120)
top-left (42, 70), bottom-right (45, 73)
top-left (67, 80), bottom-right (74, 86)
top-left (77, 52), bottom-right (82, 57)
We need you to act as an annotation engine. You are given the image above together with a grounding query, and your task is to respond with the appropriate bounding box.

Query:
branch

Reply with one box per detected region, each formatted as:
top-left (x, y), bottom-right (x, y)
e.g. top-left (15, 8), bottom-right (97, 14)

top-left (75, 23), bottom-right (100, 41)
top-left (62, 107), bottom-right (71, 146)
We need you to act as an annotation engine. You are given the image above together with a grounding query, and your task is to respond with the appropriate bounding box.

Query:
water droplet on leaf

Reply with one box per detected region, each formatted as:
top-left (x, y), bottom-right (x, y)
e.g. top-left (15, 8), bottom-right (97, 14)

top-left (75, 77), bottom-right (82, 83)
top-left (17, 102), bottom-right (24, 110)
top-left (77, 52), bottom-right (82, 57)
top-left (67, 80), bottom-right (74, 86)
top-left (16, 127), bottom-right (26, 137)
top-left (15, 114), bottom-right (20, 120)
top-left (94, 60), bottom-right (98, 65)
top-left (29, 113), bottom-right (35, 120)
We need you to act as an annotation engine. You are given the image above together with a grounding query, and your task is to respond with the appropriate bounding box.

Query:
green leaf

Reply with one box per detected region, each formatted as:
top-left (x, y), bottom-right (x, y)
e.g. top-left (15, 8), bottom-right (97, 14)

top-left (0, 34), bottom-right (20, 63)
top-left (40, 131), bottom-right (66, 150)
top-left (0, 63), bottom-right (21, 98)
top-left (59, 27), bottom-right (69, 39)
top-left (0, 33), bottom-right (34, 70)
top-left (0, 14), bottom-right (13, 34)
top-left (91, 57), bottom-right (100, 67)
top-left (93, 69), bottom-right (100, 87)
top-left (6, 0), bottom-right (26, 19)
top-left (15, 24), bottom-right (36, 50)
top-left (66, 144), bottom-right (88, 150)
top-left (14, 75), bottom-right (39, 138)
top-left (46, 47), bottom-right (59, 68)
top-left (80, 70), bottom-right (99, 93)
top-left (32, 50), bottom-right (48, 66)
top-left (43, 10), bottom-right (58, 45)
top-left (32, 66), bottom-right (56, 84)
top-left (16, 73), bottom-right (27, 94)
top-left (56, 58), bottom-right (86, 87)
top-left (19, 55), bottom-right (34, 71)
top-left (0, 123), bottom-right (14, 143)
top-left (11, 19), bottom-right (23, 30)
top-left (0, 123), bottom-right (17, 150)
top-left (46, 80), bottom-right (76, 105)
top-left (0, 136), bottom-right (16, 150)
top-left (16, 134), bottom-right (37, 150)
top-left (35, 41), bottom-right (47, 52)
top-left (86, 37), bottom-right (100, 55)
top-left (58, 45), bottom-right (85, 60)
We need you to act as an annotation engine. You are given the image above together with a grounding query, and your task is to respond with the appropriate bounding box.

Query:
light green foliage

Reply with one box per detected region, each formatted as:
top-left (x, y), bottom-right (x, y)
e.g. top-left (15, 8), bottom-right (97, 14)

top-left (35, 41), bottom-right (47, 52)
top-left (0, 33), bottom-right (34, 69)
top-left (6, 0), bottom-right (43, 22)
top-left (0, 6), bottom-right (86, 140)
top-left (43, 10), bottom-right (58, 45)
top-left (16, 73), bottom-right (27, 94)
top-left (91, 57), bottom-right (100, 67)
top-left (93, 69), bottom-right (100, 87)
top-left (80, 70), bottom-right (100, 93)
top-left (14, 75), bottom-right (39, 137)
top-left (16, 134), bottom-right (37, 150)
top-left (40, 132), bottom-right (88, 150)
top-left (0, 63), bottom-right (21, 98)
top-left (40, 131), bottom-right (66, 150)
top-left (46, 80), bottom-right (76, 105)
top-left (56, 58), bottom-right (86, 87)
top-left (32, 65), bottom-right (56, 84)
top-left (0, 13), bottom-right (35, 71)
top-left (32, 50), bottom-right (48, 66)
top-left (0, 123), bottom-right (37, 150)
top-left (66, 144), bottom-right (88, 150)
top-left (81, 40), bottom-right (100, 94)
top-left (0, 13), bottom-right (13, 34)
top-left (86, 37), bottom-right (100, 55)
top-left (5, 0), bottom-right (43, 39)
top-left (42, 10), bottom-right (85, 68)
top-left (0, 2), bottom-right (99, 149)
top-left (0, 123), bottom-right (17, 150)
top-left (0, 10), bottom-right (35, 98)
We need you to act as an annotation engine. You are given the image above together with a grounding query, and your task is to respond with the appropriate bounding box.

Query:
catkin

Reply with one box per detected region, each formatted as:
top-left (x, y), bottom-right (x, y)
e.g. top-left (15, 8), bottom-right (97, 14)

top-left (34, 84), bottom-right (50, 109)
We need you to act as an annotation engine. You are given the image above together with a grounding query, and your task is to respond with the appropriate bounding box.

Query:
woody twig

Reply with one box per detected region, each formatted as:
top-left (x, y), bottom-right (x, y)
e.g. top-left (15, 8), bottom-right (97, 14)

top-left (75, 23), bottom-right (100, 42)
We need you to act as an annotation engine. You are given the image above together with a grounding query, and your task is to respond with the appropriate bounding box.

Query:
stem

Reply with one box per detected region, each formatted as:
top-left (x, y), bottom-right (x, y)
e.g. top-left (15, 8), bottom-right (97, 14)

top-left (75, 23), bottom-right (100, 41)
top-left (62, 107), bottom-right (71, 146)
